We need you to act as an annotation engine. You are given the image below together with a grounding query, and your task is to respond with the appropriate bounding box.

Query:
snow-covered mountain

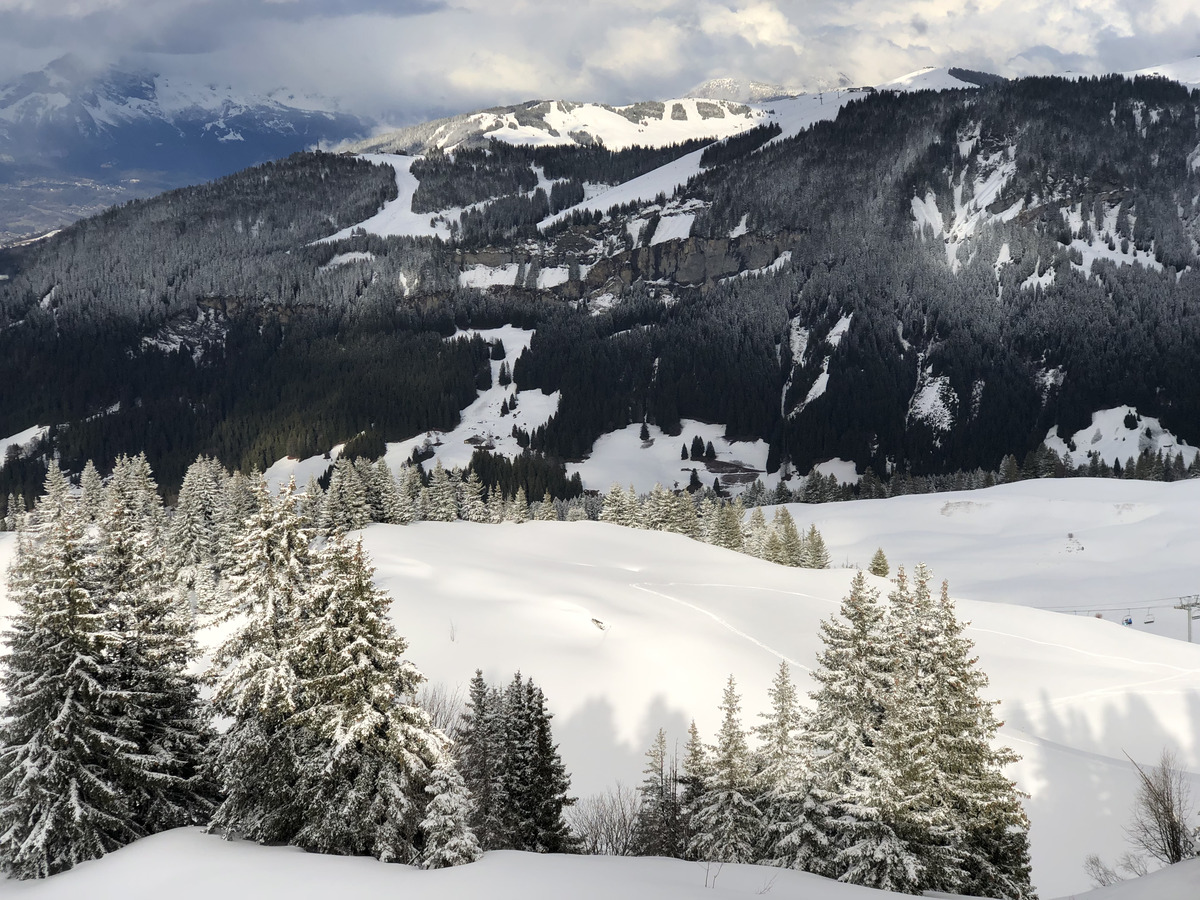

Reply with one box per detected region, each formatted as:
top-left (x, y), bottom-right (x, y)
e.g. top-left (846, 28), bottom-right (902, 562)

top-left (1123, 56), bottom-right (1200, 88)
top-left (0, 54), bottom-right (370, 243)
top-left (350, 96), bottom-right (769, 156)
top-left (685, 73), bottom-right (856, 103)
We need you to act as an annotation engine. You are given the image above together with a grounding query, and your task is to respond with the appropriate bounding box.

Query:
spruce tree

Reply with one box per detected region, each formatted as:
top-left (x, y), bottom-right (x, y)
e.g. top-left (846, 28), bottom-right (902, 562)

top-left (804, 571), bottom-right (919, 891)
top-left (0, 465), bottom-right (136, 879)
top-left (678, 719), bottom-right (710, 859)
top-left (755, 662), bottom-right (818, 866)
top-left (78, 460), bottom-right (104, 524)
top-left (689, 676), bottom-right (761, 864)
top-left (801, 525), bottom-right (831, 568)
top-left (869, 547), bottom-right (890, 577)
top-left (207, 476), bottom-right (312, 843)
top-left (95, 457), bottom-right (214, 834)
top-left (290, 536), bottom-right (446, 861)
top-left (420, 760), bottom-right (483, 868)
top-left (633, 728), bottom-right (682, 857)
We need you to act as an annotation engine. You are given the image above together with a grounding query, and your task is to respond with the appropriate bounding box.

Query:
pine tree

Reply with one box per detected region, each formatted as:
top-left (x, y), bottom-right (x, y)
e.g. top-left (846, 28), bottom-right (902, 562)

top-left (678, 719), bottom-right (710, 859)
top-left (289, 536), bottom-right (446, 861)
top-left (506, 487), bottom-right (529, 524)
top-left (320, 458), bottom-right (372, 534)
top-left (801, 525), bottom-right (830, 568)
top-left (930, 579), bottom-right (1035, 899)
top-left (804, 571), bottom-right (919, 891)
top-left (869, 547), bottom-right (890, 577)
top-left (425, 461), bottom-right (460, 522)
top-left (755, 662), bottom-right (816, 866)
top-left (743, 506), bottom-right (769, 558)
top-left (95, 457), bottom-right (215, 834)
top-left (207, 476), bottom-right (312, 843)
top-left (371, 458), bottom-right (401, 523)
top-left (458, 670), bottom-right (507, 848)
top-left (0, 465), bottom-right (136, 879)
top-left (534, 490), bottom-right (557, 521)
top-left (633, 728), bottom-right (682, 857)
top-left (462, 472), bottom-right (489, 522)
top-left (78, 460), bottom-right (104, 524)
top-left (689, 676), bottom-right (761, 864)
top-left (774, 508), bottom-right (804, 566)
top-left (420, 760), bottom-right (483, 868)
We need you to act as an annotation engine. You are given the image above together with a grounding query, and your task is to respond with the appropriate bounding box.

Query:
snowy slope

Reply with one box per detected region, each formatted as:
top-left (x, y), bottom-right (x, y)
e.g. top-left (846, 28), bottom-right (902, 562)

top-left (319, 154), bottom-right (454, 242)
top-left (350, 517), bottom-right (1200, 897)
top-left (2, 478), bottom-right (1200, 895)
top-left (877, 67), bottom-right (981, 91)
top-left (1123, 57), bottom-right (1200, 88)
top-left (353, 98), bottom-right (765, 156)
top-left (1043, 406), bottom-right (1197, 469)
top-left (0, 828), bottom-right (955, 900)
top-left (789, 478), bottom-right (1200, 640)
top-left (0, 827), bottom-right (1196, 900)
top-left (0, 425), bottom-right (47, 463)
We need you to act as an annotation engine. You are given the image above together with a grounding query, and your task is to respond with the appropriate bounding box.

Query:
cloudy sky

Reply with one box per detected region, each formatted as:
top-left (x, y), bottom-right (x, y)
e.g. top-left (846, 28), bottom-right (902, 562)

top-left (1, 0), bottom-right (1197, 123)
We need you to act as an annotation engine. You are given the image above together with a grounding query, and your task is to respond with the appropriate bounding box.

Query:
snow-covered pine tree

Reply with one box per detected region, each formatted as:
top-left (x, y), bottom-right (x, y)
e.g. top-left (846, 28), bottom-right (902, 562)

top-left (743, 506), bottom-right (769, 558)
top-left (461, 471), bottom-right (489, 523)
top-left (801, 525), bottom-right (830, 568)
top-left (869, 547), bottom-right (890, 577)
top-left (393, 465), bottom-right (419, 524)
top-left (669, 491), bottom-right (701, 539)
top-left (505, 487), bottom-right (529, 524)
top-left (94, 456), bottom-right (215, 834)
top-left (633, 728), bottom-right (682, 857)
top-left (804, 570), bottom-right (919, 891)
top-left (0, 465), bottom-right (136, 878)
top-left (216, 469), bottom-right (258, 570)
top-left (930, 578), bottom-right (1034, 899)
top-left (207, 476), bottom-right (312, 843)
top-left (371, 458), bottom-right (400, 523)
top-left (534, 490), bottom-right (557, 521)
top-left (642, 484), bottom-right (674, 532)
top-left (289, 536), bottom-right (447, 861)
top-left (710, 502), bottom-right (744, 553)
top-left (3, 493), bottom-right (23, 532)
top-left (424, 461), bottom-right (460, 522)
top-left (420, 760), bottom-right (482, 868)
top-left (300, 473), bottom-right (326, 528)
top-left (880, 565), bottom-right (953, 890)
top-left (78, 459), bottom-right (104, 523)
top-left (320, 457), bottom-right (372, 534)
top-left (168, 456), bottom-right (225, 578)
top-left (755, 661), bottom-right (820, 867)
top-left (774, 508), bottom-right (805, 567)
top-left (457, 671), bottom-right (508, 848)
top-left (600, 484), bottom-right (628, 525)
top-left (689, 676), bottom-right (762, 864)
top-left (678, 719), bottom-right (710, 858)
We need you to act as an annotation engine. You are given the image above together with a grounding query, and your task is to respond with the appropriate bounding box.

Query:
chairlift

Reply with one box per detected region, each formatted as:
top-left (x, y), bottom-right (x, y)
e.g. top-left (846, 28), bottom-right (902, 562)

top-left (1193, 608), bottom-right (1200, 621)
top-left (1144, 609), bottom-right (1155, 625)
top-left (1122, 612), bottom-right (1134, 626)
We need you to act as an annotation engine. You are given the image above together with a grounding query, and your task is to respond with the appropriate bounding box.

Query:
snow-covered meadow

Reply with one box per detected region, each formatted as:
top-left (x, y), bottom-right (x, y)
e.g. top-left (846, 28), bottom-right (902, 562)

top-left (5, 475), bottom-right (1199, 896)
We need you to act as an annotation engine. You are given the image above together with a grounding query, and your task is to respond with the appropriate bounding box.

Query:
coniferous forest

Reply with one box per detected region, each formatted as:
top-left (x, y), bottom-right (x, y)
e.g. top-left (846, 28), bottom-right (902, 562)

top-left (3, 75), bottom-right (1200, 507)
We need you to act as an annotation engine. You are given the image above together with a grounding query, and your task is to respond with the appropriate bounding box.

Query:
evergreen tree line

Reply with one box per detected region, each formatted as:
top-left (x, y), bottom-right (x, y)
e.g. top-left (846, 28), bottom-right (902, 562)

top-left (0, 457), bottom-right (495, 878)
top-left (625, 566), bottom-right (1034, 898)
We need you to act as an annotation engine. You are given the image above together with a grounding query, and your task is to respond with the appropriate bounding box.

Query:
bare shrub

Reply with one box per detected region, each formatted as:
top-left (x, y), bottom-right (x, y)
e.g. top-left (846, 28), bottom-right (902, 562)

top-left (1125, 748), bottom-right (1196, 865)
top-left (569, 782), bottom-right (642, 856)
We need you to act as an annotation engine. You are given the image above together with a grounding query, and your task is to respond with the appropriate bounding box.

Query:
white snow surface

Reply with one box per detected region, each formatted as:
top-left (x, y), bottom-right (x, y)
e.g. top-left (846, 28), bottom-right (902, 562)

top-left (877, 67), bottom-right (980, 92)
top-left (1044, 405), bottom-right (1198, 468)
top-left (649, 212), bottom-right (695, 245)
top-left (2, 479), bottom-right (1200, 896)
top-left (320, 155), bottom-right (454, 242)
top-left (0, 425), bottom-right (47, 462)
top-left (812, 457), bottom-right (860, 484)
top-left (566, 420), bottom-right (770, 494)
top-left (263, 444), bottom-right (343, 494)
top-left (1123, 57), bottom-right (1200, 88)
top-left (0, 828), bottom-right (1001, 900)
top-left (318, 251), bottom-right (374, 271)
top-left (1, 828), bottom-right (1196, 900)
top-left (382, 326), bottom-right (559, 474)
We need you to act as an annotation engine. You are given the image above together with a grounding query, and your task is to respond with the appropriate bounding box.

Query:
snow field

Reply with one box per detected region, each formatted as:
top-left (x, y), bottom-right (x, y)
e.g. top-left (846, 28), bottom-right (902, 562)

top-left (0, 425), bottom-right (48, 463)
top-left (1043, 405), bottom-right (1197, 469)
top-left (355, 514), bottom-right (1200, 897)
top-left (319, 154), bottom-right (455, 242)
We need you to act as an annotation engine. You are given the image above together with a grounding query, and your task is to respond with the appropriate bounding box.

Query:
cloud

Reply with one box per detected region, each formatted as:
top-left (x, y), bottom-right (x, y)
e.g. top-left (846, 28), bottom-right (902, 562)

top-left (0, 0), bottom-right (1197, 124)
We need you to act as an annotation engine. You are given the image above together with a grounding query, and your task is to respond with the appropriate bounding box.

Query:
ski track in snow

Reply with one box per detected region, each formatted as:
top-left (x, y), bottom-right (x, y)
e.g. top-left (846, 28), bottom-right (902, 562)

top-left (631, 582), bottom-right (815, 670)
